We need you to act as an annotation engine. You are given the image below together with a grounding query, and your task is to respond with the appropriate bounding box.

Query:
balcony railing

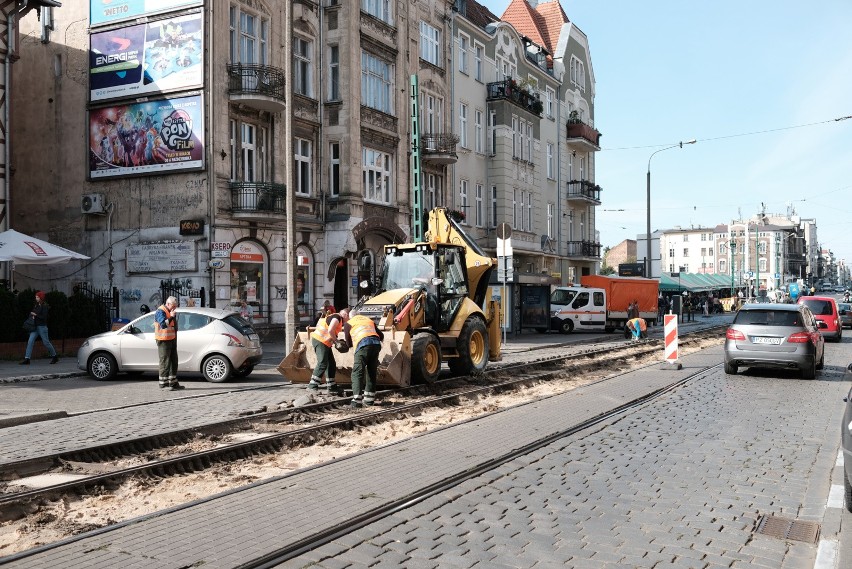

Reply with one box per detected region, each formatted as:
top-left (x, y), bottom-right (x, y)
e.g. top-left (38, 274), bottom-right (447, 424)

top-left (565, 240), bottom-right (601, 258)
top-left (230, 181), bottom-right (286, 214)
top-left (486, 78), bottom-right (543, 117)
top-left (420, 133), bottom-right (459, 164)
top-left (227, 64), bottom-right (286, 112)
top-left (566, 180), bottom-right (602, 204)
top-left (566, 117), bottom-right (602, 149)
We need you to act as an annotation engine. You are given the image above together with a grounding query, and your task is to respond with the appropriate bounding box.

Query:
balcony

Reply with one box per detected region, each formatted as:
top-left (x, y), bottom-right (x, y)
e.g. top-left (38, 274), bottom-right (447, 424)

top-left (565, 240), bottom-right (601, 259)
top-left (486, 78), bottom-right (543, 117)
top-left (230, 182), bottom-right (286, 220)
top-left (227, 64), bottom-right (286, 113)
top-left (566, 180), bottom-right (602, 204)
top-left (420, 133), bottom-right (459, 165)
top-left (566, 117), bottom-right (601, 151)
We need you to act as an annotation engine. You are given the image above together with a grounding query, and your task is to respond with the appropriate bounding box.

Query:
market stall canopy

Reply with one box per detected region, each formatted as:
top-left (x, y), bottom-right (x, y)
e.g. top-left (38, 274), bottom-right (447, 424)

top-left (659, 272), bottom-right (732, 293)
top-left (0, 229), bottom-right (89, 264)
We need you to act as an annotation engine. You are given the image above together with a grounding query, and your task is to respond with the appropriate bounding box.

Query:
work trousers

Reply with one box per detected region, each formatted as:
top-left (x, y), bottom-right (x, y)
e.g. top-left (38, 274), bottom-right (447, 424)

top-left (351, 343), bottom-right (381, 405)
top-left (310, 338), bottom-right (336, 381)
top-left (157, 339), bottom-right (178, 386)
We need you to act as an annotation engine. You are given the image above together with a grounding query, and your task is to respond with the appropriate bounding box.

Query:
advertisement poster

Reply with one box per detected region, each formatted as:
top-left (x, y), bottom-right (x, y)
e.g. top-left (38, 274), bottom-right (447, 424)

top-left (90, 0), bottom-right (201, 27)
top-left (89, 94), bottom-right (205, 179)
top-left (90, 13), bottom-right (203, 102)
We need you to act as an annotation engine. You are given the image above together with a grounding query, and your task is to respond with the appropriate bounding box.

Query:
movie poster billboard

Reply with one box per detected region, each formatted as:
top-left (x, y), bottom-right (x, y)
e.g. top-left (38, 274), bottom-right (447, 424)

top-left (89, 94), bottom-right (205, 179)
top-left (90, 0), bottom-right (201, 28)
top-left (90, 13), bottom-right (203, 102)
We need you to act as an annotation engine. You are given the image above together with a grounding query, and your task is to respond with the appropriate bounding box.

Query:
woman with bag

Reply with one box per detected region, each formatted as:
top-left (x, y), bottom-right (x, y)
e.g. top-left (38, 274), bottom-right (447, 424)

top-left (20, 291), bottom-right (59, 365)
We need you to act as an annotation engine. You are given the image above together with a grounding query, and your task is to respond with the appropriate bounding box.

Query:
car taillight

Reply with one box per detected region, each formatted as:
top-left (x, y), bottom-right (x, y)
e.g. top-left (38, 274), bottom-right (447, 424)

top-left (223, 333), bottom-right (244, 347)
top-left (726, 328), bottom-right (745, 340)
top-left (787, 332), bottom-right (810, 343)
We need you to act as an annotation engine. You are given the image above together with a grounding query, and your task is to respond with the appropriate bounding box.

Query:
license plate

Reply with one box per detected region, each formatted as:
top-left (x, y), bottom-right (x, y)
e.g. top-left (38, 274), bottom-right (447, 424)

top-left (752, 336), bottom-right (781, 345)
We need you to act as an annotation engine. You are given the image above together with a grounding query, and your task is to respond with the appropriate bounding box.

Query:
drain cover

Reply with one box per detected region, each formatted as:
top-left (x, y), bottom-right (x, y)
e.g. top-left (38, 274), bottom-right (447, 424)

top-left (755, 514), bottom-right (820, 544)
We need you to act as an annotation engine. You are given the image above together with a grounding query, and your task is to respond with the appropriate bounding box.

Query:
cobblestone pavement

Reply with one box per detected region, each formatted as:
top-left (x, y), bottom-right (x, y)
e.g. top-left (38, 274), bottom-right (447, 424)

top-left (278, 344), bottom-right (852, 568)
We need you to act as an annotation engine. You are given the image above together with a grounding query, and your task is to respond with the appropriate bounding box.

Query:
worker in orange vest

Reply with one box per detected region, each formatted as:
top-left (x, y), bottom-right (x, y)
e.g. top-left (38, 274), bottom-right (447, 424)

top-left (342, 309), bottom-right (384, 408)
top-left (154, 296), bottom-right (184, 390)
top-left (308, 306), bottom-right (347, 394)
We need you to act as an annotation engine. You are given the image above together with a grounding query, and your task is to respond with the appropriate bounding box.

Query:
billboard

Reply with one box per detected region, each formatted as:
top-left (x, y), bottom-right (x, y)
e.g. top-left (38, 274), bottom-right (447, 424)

top-left (90, 0), bottom-right (201, 27)
top-left (89, 94), bottom-right (205, 179)
top-left (90, 13), bottom-right (203, 102)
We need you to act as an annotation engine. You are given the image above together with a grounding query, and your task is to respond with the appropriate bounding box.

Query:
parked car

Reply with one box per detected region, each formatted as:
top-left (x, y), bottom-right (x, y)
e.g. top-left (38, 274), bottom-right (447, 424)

top-left (798, 296), bottom-right (842, 342)
top-left (839, 302), bottom-right (852, 330)
top-left (841, 366), bottom-right (852, 511)
top-left (724, 303), bottom-right (825, 379)
top-left (77, 307), bottom-right (263, 382)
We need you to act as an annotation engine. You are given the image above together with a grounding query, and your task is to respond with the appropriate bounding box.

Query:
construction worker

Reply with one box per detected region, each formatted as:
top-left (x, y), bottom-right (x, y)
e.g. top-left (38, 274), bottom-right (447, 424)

top-left (343, 309), bottom-right (384, 408)
top-left (307, 307), bottom-right (347, 394)
top-left (626, 317), bottom-right (647, 341)
top-left (154, 296), bottom-right (184, 390)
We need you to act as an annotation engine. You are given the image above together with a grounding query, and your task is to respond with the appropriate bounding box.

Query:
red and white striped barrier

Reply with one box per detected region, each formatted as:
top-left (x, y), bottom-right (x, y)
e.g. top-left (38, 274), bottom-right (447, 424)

top-left (664, 314), bottom-right (679, 363)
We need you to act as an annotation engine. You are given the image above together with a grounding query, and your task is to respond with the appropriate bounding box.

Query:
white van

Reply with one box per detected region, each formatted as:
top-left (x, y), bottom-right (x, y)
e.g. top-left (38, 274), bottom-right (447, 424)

top-left (550, 286), bottom-right (607, 333)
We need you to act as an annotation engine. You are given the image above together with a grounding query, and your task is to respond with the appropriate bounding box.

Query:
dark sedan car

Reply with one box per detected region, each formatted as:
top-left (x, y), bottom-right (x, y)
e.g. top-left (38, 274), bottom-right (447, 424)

top-left (724, 303), bottom-right (825, 379)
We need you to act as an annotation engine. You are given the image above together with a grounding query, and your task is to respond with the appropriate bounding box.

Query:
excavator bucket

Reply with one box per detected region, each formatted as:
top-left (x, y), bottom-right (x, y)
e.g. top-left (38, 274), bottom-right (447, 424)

top-left (277, 330), bottom-right (413, 388)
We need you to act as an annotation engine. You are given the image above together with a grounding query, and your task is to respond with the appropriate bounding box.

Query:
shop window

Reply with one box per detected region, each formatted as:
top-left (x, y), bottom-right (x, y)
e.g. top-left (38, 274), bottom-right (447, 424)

top-left (296, 246), bottom-right (313, 328)
top-left (230, 241), bottom-right (266, 319)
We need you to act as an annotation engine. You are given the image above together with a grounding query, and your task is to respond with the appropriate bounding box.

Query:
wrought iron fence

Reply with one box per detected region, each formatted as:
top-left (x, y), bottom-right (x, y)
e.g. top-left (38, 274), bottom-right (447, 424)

top-left (566, 180), bottom-right (602, 203)
top-left (160, 281), bottom-right (206, 308)
top-left (73, 284), bottom-right (119, 333)
top-left (227, 63), bottom-right (286, 101)
top-left (420, 133), bottom-right (459, 155)
top-left (229, 181), bottom-right (286, 214)
top-left (565, 240), bottom-right (602, 258)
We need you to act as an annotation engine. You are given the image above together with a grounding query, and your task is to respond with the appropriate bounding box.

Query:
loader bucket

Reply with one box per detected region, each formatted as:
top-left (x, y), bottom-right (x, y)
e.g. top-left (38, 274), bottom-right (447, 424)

top-left (277, 330), bottom-right (413, 388)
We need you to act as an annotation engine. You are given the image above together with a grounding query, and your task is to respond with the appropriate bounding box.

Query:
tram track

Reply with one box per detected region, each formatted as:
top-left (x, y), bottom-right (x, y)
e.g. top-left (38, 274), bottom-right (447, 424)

top-left (0, 326), bottom-right (725, 520)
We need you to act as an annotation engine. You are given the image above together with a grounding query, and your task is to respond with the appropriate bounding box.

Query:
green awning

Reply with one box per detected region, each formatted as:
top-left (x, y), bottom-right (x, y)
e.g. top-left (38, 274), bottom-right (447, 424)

top-left (660, 272), bottom-right (736, 293)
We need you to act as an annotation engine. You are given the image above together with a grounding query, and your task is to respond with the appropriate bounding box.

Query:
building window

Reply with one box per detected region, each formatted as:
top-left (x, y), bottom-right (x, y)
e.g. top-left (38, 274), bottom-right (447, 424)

top-left (547, 203), bottom-right (554, 237)
top-left (474, 109), bottom-right (483, 154)
top-left (545, 87), bottom-right (554, 118)
top-left (512, 116), bottom-right (519, 158)
top-left (422, 93), bottom-right (443, 134)
top-left (294, 37), bottom-right (312, 97)
top-left (426, 173), bottom-right (442, 211)
top-left (361, 51), bottom-right (393, 113)
top-left (475, 184), bottom-right (483, 227)
top-left (669, 248), bottom-right (675, 258)
top-left (683, 247), bottom-right (688, 256)
top-left (230, 121), bottom-right (269, 183)
top-left (459, 179), bottom-right (469, 225)
top-left (458, 33), bottom-right (469, 74)
top-left (458, 103), bottom-right (468, 148)
top-left (683, 234), bottom-right (689, 242)
top-left (719, 260), bottom-right (727, 273)
top-left (294, 138), bottom-right (312, 196)
top-left (361, 0), bottom-right (392, 24)
top-left (474, 44), bottom-right (483, 81)
top-left (229, 119), bottom-right (238, 181)
top-left (569, 56), bottom-right (586, 91)
top-left (419, 21), bottom-right (440, 66)
top-left (525, 191), bottom-right (532, 231)
top-left (490, 186), bottom-right (498, 228)
top-left (546, 143), bottom-right (554, 179)
top-left (329, 142), bottom-right (340, 196)
top-left (488, 110), bottom-right (496, 155)
top-left (526, 122), bottom-right (532, 161)
top-left (363, 147), bottom-right (392, 204)
top-left (328, 45), bottom-right (340, 101)
top-left (230, 6), bottom-right (269, 65)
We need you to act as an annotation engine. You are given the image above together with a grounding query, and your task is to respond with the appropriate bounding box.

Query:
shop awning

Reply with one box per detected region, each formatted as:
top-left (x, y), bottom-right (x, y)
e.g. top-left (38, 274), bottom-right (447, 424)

top-left (659, 272), bottom-right (734, 293)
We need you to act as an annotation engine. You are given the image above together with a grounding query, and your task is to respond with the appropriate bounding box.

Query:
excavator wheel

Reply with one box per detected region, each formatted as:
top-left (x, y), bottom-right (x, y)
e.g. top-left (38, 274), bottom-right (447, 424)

top-left (449, 318), bottom-right (488, 376)
top-left (412, 332), bottom-right (441, 384)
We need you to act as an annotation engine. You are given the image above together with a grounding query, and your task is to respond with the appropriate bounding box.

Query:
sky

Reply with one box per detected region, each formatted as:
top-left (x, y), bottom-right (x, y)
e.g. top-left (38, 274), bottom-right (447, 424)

top-left (478, 0), bottom-right (852, 268)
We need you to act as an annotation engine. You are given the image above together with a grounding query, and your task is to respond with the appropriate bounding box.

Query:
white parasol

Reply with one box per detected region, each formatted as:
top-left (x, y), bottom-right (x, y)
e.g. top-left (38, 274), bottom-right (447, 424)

top-left (0, 229), bottom-right (90, 265)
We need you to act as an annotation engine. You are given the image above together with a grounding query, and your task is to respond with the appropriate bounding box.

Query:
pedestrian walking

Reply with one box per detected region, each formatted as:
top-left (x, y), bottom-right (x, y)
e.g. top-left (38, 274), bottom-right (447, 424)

top-left (307, 307), bottom-right (347, 395)
top-left (343, 309), bottom-right (384, 408)
top-left (155, 296), bottom-right (184, 391)
top-left (20, 291), bottom-right (59, 365)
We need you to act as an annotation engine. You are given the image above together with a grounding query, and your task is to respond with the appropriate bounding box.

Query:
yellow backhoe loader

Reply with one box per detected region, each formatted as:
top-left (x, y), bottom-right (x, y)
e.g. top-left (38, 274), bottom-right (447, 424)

top-left (278, 208), bottom-right (502, 387)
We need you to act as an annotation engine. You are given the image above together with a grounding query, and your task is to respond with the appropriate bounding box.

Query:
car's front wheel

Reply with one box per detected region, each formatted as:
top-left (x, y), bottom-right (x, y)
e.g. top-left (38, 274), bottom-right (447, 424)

top-left (202, 354), bottom-right (233, 383)
top-left (845, 463), bottom-right (852, 513)
top-left (89, 352), bottom-right (118, 381)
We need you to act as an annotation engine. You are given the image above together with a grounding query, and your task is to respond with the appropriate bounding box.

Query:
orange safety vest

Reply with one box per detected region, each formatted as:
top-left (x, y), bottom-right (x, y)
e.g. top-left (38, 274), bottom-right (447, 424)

top-left (348, 315), bottom-right (380, 348)
top-left (154, 305), bottom-right (177, 341)
top-left (310, 314), bottom-right (343, 347)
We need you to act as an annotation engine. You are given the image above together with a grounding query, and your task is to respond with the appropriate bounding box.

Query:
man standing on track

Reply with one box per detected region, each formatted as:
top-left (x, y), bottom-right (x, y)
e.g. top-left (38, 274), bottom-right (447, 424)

top-left (307, 307), bottom-right (347, 395)
top-left (343, 309), bottom-right (384, 408)
top-left (155, 296), bottom-right (184, 391)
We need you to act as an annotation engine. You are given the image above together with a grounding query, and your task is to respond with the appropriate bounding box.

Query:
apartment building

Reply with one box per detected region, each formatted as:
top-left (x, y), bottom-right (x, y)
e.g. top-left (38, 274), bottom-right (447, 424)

top-left (10, 0), bottom-right (599, 329)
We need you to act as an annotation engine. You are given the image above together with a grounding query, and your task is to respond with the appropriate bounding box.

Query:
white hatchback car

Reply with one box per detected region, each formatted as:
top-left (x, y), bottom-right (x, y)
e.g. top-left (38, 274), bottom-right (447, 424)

top-left (77, 307), bottom-right (263, 383)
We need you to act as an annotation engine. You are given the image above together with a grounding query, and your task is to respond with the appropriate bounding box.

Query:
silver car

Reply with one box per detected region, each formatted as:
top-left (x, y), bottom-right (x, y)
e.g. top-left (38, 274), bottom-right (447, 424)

top-left (724, 303), bottom-right (825, 379)
top-left (77, 307), bottom-right (263, 382)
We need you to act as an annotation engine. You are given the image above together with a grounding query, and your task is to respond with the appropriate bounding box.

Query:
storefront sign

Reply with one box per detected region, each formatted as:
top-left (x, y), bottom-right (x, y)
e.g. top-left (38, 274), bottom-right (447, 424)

top-left (179, 219), bottom-right (204, 235)
top-left (208, 259), bottom-right (225, 270)
top-left (90, 0), bottom-right (202, 27)
top-left (230, 242), bottom-right (264, 263)
top-left (211, 241), bottom-right (231, 258)
top-left (89, 94), bottom-right (205, 179)
top-left (89, 13), bottom-right (203, 102)
top-left (126, 241), bottom-right (197, 273)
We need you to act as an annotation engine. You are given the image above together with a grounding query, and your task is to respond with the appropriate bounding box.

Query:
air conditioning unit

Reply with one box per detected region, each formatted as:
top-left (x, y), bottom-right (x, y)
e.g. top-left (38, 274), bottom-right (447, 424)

top-left (81, 193), bottom-right (106, 214)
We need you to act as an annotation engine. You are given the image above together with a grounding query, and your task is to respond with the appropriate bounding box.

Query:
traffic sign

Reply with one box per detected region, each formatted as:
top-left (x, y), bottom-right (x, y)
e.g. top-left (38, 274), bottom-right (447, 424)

top-left (497, 237), bottom-right (512, 257)
top-left (774, 273), bottom-right (780, 279)
top-left (496, 222), bottom-right (512, 240)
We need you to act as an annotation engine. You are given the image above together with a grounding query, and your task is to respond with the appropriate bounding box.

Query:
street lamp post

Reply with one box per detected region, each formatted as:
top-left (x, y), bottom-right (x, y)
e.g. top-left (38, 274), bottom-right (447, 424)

top-left (729, 238), bottom-right (736, 296)
top-left (646, 139), bottom-right (696, 279)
